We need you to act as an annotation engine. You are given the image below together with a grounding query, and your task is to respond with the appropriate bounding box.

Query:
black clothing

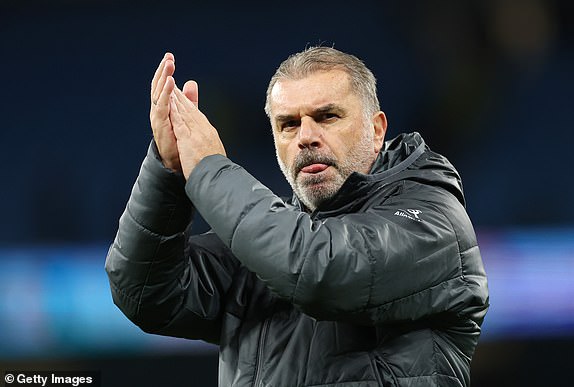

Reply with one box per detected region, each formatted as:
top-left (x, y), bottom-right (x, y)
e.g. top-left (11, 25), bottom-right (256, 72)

top-left (106, 132), bottom-right (489, 386)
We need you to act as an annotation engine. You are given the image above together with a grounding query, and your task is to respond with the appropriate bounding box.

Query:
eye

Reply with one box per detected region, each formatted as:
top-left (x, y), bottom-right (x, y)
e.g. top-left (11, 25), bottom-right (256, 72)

top-left (281, 120), bottom-right (299, 132)
top-left (319, 112), bottom-right (339, 122)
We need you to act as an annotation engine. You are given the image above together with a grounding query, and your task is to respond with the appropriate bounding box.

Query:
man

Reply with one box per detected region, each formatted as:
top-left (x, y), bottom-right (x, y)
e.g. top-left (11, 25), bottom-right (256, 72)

top-left (106, 47), bottom-right (488, 386)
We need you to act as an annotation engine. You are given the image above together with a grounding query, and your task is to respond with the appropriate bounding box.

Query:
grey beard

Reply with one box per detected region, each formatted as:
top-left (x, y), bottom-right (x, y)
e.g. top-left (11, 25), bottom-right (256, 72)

top-left (276, 129), bottom-right (376, 212)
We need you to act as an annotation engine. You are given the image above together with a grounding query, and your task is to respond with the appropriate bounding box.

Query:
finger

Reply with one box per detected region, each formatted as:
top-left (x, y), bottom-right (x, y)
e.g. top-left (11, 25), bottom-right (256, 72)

top-left (153, 58), bottom-right (175, 103)
top-left (151, 53), bottom-right (175, 103)
top-left (183, 80), bottom-right (199, 107)
top-left (156, 75), bottom-right (175, 108)
top-left (151, 56), bottom-right (166, 95)
top-left (172, 86), bottom-right (196, 116)
top-left (151, 53), bottom-right (174, 91)
top-left (153, 60), bottom-right (175, 105)
top-left (169, 96), bottom-right (189, 138)
top-left (175, 86), bottom-right (200, 113)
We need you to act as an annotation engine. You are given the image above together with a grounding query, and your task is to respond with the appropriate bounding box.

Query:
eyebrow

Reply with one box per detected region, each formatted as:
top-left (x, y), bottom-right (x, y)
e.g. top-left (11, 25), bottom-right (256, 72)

top-left (274, 113), bottom-right (298, 124)
top-left (313, 103), bottom-right (343, 116)
top-left (274, 104), bottom-right (344, 124)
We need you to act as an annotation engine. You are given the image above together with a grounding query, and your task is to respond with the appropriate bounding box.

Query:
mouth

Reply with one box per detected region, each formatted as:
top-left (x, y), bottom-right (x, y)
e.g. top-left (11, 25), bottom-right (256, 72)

top-left (293, 151), bottom-right (337, 179)
top-left (299, 163), bottom-right (330, 174)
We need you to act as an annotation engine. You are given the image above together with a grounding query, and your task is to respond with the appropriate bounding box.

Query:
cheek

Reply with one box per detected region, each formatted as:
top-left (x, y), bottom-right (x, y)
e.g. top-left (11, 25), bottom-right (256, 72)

top-left (329, 129), bottom-right (359, 156)
top-left (274, 139), bottom-right (292, 166)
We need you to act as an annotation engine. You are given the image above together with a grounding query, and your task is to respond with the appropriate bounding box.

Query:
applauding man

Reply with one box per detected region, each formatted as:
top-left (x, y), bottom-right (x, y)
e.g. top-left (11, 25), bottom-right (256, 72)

top-left (106, 47), bottom-right (488, 387)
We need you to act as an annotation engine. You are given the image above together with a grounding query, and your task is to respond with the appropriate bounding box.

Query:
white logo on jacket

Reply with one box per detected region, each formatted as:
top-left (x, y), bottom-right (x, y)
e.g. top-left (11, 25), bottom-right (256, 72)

top-left (393, 208), bottom-right (423, 222)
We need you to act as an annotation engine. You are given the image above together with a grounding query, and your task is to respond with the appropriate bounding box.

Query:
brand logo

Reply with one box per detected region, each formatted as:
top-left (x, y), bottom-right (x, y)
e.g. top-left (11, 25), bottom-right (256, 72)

top-left (393, 208), bottom-right (423, 222)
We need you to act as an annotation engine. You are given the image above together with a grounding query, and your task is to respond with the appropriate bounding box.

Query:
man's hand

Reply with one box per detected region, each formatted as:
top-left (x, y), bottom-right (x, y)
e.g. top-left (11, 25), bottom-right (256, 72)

top-left (150, 53), bottom-right (179, 171)
top-left (169, 86), bottom-right (226, 179)
top-left (149, 53), bottom-right (199, 172)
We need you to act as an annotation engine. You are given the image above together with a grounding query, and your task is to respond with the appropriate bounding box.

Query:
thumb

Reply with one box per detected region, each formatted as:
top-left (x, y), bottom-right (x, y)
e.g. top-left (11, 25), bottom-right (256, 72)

top-left (183, 80), bottom-right (199, 107)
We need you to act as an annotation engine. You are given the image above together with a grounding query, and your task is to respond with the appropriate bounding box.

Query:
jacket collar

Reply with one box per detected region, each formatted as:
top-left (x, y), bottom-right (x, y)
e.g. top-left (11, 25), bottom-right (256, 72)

top-left (291, 132), bottom-right (464, 213)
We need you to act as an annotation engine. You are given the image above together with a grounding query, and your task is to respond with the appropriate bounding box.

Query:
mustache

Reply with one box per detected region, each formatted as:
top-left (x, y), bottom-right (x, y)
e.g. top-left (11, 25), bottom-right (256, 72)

top-left (293, 150), bottom-right (337, 173)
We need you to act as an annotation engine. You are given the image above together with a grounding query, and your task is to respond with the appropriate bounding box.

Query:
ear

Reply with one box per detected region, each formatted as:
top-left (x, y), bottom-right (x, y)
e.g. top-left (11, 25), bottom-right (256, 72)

top-left (372, 111), bottom-right (387, 153)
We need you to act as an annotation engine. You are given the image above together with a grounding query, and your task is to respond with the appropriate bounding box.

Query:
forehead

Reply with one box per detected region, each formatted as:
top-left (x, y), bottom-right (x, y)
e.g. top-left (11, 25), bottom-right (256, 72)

top-left (269, 70), bottom-right (357, 115)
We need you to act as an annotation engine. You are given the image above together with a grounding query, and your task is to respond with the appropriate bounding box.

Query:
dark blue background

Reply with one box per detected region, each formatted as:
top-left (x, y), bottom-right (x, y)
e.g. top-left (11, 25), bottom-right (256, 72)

top-left (2, 0), bottom-right (573, 244)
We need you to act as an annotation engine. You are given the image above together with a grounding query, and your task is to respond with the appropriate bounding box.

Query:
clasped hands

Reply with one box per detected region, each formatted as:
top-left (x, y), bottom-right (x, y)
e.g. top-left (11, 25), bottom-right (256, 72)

top-left (149, 52), bottom-right (226, 179)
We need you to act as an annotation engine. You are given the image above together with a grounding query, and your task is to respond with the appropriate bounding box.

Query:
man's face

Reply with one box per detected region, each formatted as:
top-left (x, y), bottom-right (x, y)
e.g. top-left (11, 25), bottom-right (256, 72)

top-left (269, 70), bottom-right (386, 211)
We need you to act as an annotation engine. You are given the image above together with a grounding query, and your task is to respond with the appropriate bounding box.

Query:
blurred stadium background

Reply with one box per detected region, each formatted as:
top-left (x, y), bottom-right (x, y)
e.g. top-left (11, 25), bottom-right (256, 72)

top-left (1, 0), bottom-right (572, 386)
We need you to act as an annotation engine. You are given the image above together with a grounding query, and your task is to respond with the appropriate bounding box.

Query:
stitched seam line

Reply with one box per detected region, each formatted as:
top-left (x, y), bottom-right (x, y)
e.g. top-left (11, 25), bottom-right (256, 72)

top-left (134, 200), bottom-right (180, 316)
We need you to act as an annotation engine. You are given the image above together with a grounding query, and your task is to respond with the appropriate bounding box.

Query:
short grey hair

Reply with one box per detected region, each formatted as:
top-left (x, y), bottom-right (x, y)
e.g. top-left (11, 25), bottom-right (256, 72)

top-left (264, 46), bottom-right (380, 119)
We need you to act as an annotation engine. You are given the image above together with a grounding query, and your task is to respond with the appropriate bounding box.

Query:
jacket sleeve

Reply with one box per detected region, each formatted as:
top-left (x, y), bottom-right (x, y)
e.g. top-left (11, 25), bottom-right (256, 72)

top-left (185, 155), bottom-right (488, 326)
top-left (105, 143), bottom-right (239, 344)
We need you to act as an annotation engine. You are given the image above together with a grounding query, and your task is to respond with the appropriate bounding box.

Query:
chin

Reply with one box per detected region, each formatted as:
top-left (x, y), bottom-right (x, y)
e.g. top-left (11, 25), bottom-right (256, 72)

top-left (300, 184), bottom-right (338, 206)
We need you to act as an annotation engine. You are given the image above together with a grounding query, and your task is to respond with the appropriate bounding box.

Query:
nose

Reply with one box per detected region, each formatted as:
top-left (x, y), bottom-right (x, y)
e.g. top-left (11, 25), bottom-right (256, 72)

top-left (298, 117), bottom-right (323, 150)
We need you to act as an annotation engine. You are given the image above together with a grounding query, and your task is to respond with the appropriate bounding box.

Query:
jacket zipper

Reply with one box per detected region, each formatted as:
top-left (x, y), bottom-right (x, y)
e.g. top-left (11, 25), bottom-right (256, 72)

top-left (253, 318), bottom-right (270, 386)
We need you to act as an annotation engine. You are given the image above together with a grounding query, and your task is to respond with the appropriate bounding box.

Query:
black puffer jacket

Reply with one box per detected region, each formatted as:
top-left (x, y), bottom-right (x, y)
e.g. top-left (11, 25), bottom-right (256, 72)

top-left (106, 132), bottom-right (488, 386)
